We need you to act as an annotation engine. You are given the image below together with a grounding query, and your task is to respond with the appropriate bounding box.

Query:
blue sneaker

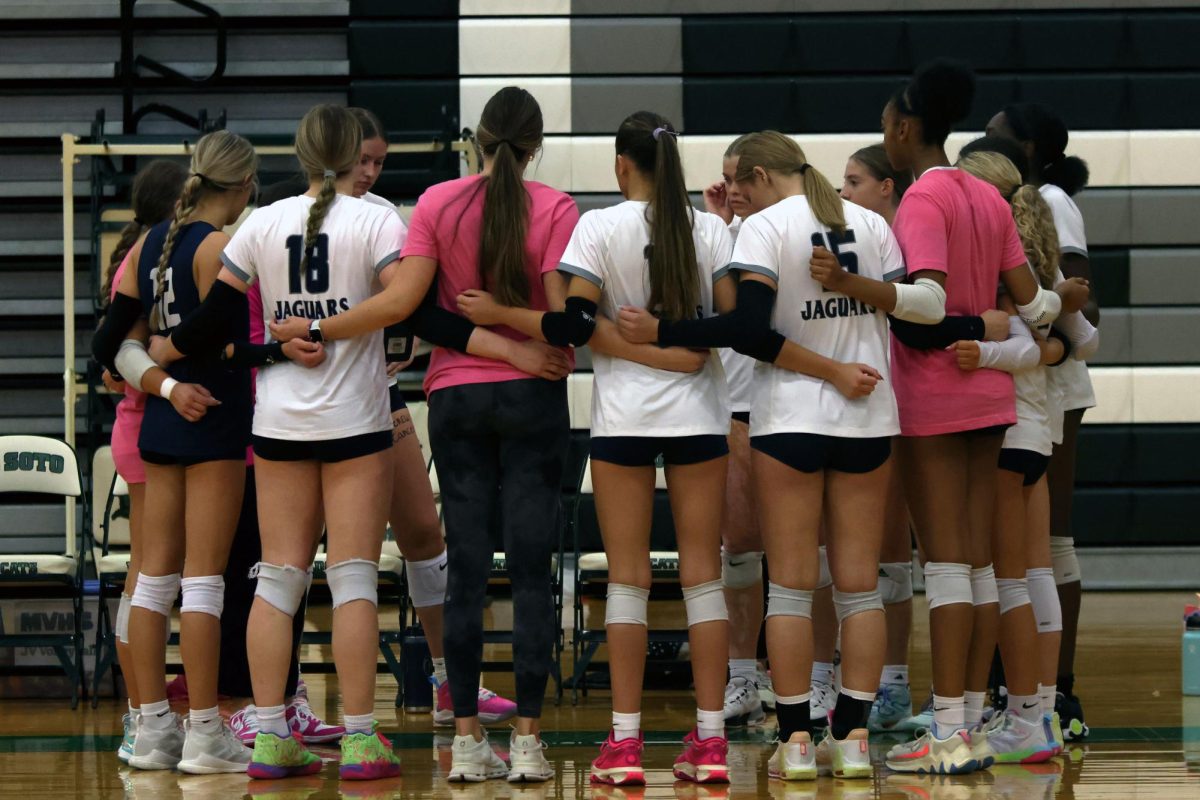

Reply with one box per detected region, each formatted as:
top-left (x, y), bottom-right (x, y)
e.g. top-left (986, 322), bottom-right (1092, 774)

top-left (117, 711), bottom-right (137, 764)
top-left (868, 683), bottom-right (916, 732)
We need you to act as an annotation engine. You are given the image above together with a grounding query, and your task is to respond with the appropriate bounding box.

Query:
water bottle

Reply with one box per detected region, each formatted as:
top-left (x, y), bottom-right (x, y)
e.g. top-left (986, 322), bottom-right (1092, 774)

top-left (1184, 609), bottom-right (1200, 696)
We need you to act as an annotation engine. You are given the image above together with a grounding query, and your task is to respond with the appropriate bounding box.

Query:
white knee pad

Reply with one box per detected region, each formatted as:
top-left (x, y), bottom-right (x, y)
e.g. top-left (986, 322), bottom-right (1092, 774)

top-left (879, 562), bottom-right (914, 604)
top-left (327, 558), bottom-right (379, 609)
top-left (970, 565), bottom-right (999, 606)
top-left (1050, 537), bottom-right (1081, 585)
top-left (817, 546), bottom-right (833, 589)
top-left (766, 582), bottom-right (813, 619)
top-left (251, 562), bottom-right (310, 616)
top-left (181, 575), bottom-right (225, 619)
top-left (996, 577), bottom-right (1031, 615)
top-left (682, 579), bottom-right (728, 626)
top-left (833, 587), bottom-right (884, 623)
top-left (922, 562), bottom-right (972, 610)
top-left (606, 583), bottom-right (650, 626)
top-left (116, 593), bottom-right (132, 644)
top-left (406, 550), bottom-right (448, 609)
top-left (721, 549), bottom-right (763, 590)
top-left (130, 572), bottom-right (181, 617)
top-left (1026, 567), bottom-right (1062, 633)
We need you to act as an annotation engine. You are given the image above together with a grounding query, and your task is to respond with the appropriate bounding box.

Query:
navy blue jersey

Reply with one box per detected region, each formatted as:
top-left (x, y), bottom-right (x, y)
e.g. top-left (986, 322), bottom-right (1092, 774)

top-left (137, 220), bottom-right (251, 458)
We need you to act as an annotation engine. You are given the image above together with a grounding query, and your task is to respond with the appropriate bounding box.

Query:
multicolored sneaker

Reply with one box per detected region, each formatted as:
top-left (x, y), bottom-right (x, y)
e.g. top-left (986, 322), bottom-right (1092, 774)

top-left (984, 710), bottom-right (1056, 765)
top-left (339, 730), bottom-right (402, 780)
top-left (724, 676), bottom-right (766, 726)
top-left (810, 681), bottom-right (836, 727)
top-left (869, 684), bottom-right (917, 732)
top-left (431, 678), bottom-right (518, 727)
top-left (672, 729), bottom-right (729, 784)
top-left (884, 727), bottom-right (977, 774)
top-left (247, 731), bottom-right (323, 780)
top-left (230, 705), bottom-right (260, 747)
top-left (767, 732), bottom-right (817, 781)
top-left (756, 667), bottom-right (776, 711)
top-left (815, 728), bottom-right (872, 779)
top-left (909, 693), bottom-right (934, 730)
top-left (1048, 712), bottom-right (1065, 755)
top-left (118, 711), bottom-right (138, 764)
top-left (289, 696), bottom-right (345, 744)
top-left (1055, 691), bottom-right (1088, 742)
top-left (590, 731), bottom-right (645, 786)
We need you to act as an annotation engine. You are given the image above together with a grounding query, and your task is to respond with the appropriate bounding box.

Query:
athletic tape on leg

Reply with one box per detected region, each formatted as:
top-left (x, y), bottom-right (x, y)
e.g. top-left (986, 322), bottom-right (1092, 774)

top-left (682, 579), bottom-right (728, 626)
top-left (406, 549), bottom-right (448, 608)
top-left (1050, 536), bottom-right (1081, 585)
top-left (251, 562), bottom-right (310, 616)
top-left (996, 577), bottom-right (1031, 615)
top-left (180, 574), bottom-right (225, 618)
top-left (970, 565), bottom-right (999, 606)
top-left (832, 587), bottom-right (884, 623)
top-left (922, 562), bottom-right (972, 610)
top-left (130, 572), bottom-right (181, 617)
top-left (879, 561), bottom-right (914, 604)
top-left (817, 546), bottom-right (832, 589)
top-left (766, 582), bottom-right (813, 619)
top-left (606, 583), bottom-right (650, 626)
top-left (116, 593), bottom-right (132, 644)
top-left (327, 558), bottom-right (379, 609)
top-left (721, 549), bottom-right (763, 590)
top-left (1026, 568), bottom-right (1062, 632)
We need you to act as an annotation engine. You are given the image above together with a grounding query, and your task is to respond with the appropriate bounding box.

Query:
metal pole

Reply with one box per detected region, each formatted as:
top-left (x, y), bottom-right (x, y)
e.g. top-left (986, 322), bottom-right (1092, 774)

top-left (62, 133), bottom-right (78, 553)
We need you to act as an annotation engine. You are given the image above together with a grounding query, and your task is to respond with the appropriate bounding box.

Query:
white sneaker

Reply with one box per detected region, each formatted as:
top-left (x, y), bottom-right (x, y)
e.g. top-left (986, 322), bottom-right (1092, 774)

top-left (128, 713), bottom-right (185, 770)
top-left (508, 733), bottom-right (554, 782)
top-left (984, 709), bottom-right (1057, 765)
top-left (448, 732), bottom-right (509, 782)
top-left (810, 680), bottom-right (836, 726)
top-left (724, 676), bottom-right (766, 726)
top-left (767, 732), bottom-right (817, 781)
top-left (885, 727), bottom-right (978, 774)
top-left (756, 667), bottom-right (776, 711)
top-left (177, 719), bottom-right (252, 774)
top-left (816, 727), bottom-right (873, 779)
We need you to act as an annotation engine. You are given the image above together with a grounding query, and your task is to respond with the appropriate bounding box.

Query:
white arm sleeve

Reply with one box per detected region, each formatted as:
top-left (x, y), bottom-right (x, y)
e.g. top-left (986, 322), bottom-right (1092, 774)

top-left (1016, 285), bottom-right (1062, 328)
top-left (1053, 309), bottom-right (1099, 362)
top-left (891, 277), bottom-right (947, 324)
top-left (976, 317), bottom-right (1040, 373)
top-left (114, 339), bottom-right (157, 391)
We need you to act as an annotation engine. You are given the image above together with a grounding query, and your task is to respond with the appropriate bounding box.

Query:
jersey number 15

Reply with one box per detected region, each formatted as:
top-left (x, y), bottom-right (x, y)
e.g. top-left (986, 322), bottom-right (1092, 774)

top-left (811, 230), bottom-right (859, 277)
top-left (285, 234), bottom-right (330, 294)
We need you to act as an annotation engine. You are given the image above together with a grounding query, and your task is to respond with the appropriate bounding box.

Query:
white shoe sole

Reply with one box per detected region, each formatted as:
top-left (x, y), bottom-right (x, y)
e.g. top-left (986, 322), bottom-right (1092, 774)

top-left (177, 754), bottom-right (251, 775)
top-left (117, 745), bottom-right (134, 765)
top-left (508, 768), bottom-right (555, 782)
top-left (128, 750), bottom-right (181, 771)
top-left (448, 767), bottom-right (509, 782)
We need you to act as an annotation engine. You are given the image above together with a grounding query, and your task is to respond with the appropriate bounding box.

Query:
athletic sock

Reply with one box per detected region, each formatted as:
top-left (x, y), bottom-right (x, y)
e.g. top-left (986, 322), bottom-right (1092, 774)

top-left (142, 699), bottom-right (174, 732)
top-left (831, 689), bottom-right (875, 739)
top-left (612, 711), bottom-right (640, 742)
top-left (880, 665), bottom-right (909, 688)
top-left (432, 657), bottom-right (449, 687)
top-left (128, 701), bottom-right (140, 718)
top-left (775, 693), bottom-right (812, 741)
top-left (811, 662), bottom-right (835, 690)
top-left (1010, 693), bottom-right (1042, 724)
top-left (189, 705), bottom-right (221, 735)
top-left (964, 691), bottom-right (987, 727)
top-left (932, 694), bottom-right (965, 737)
top-left (258, 704), bottom-right (289, 738)
top-left (729, 658), bottom-right (758, 683)
top-left (1039, 684), bottom-right (1056, 717)
top-left (697, 708), bottom-right (724, 741)
top-left (344, 712), bottom-right (374, 736)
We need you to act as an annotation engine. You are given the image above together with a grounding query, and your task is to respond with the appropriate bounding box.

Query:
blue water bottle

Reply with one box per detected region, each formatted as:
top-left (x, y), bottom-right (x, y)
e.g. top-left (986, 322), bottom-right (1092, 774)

top-left (1184, 610), bottom-right (1200, 696)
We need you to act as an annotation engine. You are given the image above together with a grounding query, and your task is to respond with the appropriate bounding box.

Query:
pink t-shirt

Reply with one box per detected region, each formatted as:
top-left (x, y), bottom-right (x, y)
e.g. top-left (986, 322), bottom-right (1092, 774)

top-left (890, 168), bottom-right (1027, 436)
top-left (108, 251), bottom-right (147, 483)
top-left (400, 174), bottom-right (580, 395)
top-left (244, 282), bottom-right (265, 465)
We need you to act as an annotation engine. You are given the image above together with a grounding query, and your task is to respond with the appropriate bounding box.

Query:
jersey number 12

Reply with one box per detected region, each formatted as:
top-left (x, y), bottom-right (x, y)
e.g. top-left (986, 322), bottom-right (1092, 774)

top-left (285, 234), bottom-right (330, 294)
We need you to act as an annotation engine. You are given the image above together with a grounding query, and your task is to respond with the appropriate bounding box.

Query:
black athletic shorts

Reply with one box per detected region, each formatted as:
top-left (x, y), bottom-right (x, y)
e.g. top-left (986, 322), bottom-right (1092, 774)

top-left (140, 449), bottom-right (245, 467)
top-left (388, 383), bottom-right (408, 413)
top-left (731, 411), bottom-right (750, 425)
top-left (590, 434), bottom-right (729, 467)
top-left (998, 447), bottom-right (1051, 486)
top-left (751, 433), bottom-right (891, 474)
top-left (252, 431), bottom-right (392, 463)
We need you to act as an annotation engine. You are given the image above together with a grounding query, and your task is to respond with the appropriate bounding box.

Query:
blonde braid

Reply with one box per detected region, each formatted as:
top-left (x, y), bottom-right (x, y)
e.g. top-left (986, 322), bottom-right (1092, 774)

top-left (301, 170), bottom-right (337, 274)
top-left (149, 174), bottom-right (201, 331)
top-left (1011, 184), bottom-right (1060, 290)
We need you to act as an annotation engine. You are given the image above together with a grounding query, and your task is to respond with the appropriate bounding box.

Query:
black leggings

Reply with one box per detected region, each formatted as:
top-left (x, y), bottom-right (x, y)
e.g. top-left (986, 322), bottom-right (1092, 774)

top-left (429, 378), bottom-right (568, 719)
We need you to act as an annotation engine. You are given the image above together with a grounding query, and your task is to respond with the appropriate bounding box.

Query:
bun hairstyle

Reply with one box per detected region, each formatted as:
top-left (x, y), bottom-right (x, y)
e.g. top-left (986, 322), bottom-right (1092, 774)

top-left (474, 87), bottom-right (543, 307)
top-left (295, 104), bottom-right (362, 278)
top-left (150, 130), bottom-right (257, 330)
top-left (102, 159), bottom-right (187, 308)
top-left (616, 111), bottom-right (699, 323)
top-left (958, 135), bottom-right (1031, 184)
top-left (892, 59), bottom-right (976, 146)
top-left (850, 143), bottom-right (913, 203)
top-left (1001, 102), bottom-right (1089, 196)
top-left (734, 130), bottom-right (846, 234)
top-left (958, 150), bottom-right (1060, 290)
top-left (348, 107), bottom-right (385, 142)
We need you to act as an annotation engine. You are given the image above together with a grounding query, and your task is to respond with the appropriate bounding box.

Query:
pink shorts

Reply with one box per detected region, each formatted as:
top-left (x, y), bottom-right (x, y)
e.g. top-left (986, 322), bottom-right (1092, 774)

top-left (112, 400), bottom-right (146, 485)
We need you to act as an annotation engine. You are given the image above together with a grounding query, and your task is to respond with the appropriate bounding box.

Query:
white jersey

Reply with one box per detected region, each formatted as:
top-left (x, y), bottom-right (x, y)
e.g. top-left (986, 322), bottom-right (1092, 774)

top-left (360, 190), bottom-right (416, 379)
top-left (221, 193), bottom-right (403, 441)
top-left (719, 215), bottom-right (754, 414)
top-left (1041, 184), bottom-right (1096, 412)
top-left (559, 200), bottom-right (733, 438)
top-left (734, 195), bottom-right (901, 438)
top-left (1001, 318), bottom-right (1053, 456)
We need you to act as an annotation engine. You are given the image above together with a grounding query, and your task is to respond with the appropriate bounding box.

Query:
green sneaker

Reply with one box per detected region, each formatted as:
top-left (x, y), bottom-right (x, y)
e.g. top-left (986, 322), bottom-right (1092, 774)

top-left (248, 732), bottom-right (322, 779)
top-left (339, 731), bottom-right (401, 780)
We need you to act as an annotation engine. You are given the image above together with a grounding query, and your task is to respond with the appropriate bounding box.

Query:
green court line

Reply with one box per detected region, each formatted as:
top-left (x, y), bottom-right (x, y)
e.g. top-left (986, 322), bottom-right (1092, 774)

top-left (3, 727), bottom-right (1200, 754)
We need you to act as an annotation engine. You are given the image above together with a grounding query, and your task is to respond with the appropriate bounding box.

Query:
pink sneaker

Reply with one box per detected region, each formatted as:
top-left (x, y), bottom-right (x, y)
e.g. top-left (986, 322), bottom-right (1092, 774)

top-left (289, 697), bottom-right (345, 744)
top-left (230, 705), bottom-right (259, 746)
top-left (590, 731), bottom-right (645, 785)
top-left (672, 729), bottom-right (729, 784)
top-left (431, 680), bottom-right (518, 727)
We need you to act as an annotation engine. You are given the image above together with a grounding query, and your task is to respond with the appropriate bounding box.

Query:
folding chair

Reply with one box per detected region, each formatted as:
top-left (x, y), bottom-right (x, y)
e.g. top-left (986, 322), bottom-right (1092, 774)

top-left (89, 446), bottom-right (131, 705)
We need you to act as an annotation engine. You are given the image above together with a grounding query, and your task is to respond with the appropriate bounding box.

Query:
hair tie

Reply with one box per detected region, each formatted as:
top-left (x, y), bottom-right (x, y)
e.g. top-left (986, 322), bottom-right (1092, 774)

top-left (192, 172), bottom-right (209, 183)
top-left (132, 216), bottom-right (145, 226)
top-left (323, 168), bottom-right (336, 179)
top-left (798, 163), bottom-right (812, 175)
top-left (652, 126), bottom-right (678, 142)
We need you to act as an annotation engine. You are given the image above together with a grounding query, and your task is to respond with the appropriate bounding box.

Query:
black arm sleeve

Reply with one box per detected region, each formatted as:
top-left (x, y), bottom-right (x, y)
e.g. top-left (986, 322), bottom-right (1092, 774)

top-left (405, 283), bottom-right (474, 354)
top-left (223, 341), bottom-right (287, 370)
top-left (888, 314), bottom-right (985, 350)
top-left (1046, 327), bottom-right (1072, 367)
top-left (91, 293), bottom-right (144, 374)
top-left (541, 296), bottom-right (598, 347)
top-left (657, 279), bottom-right (786, 363)
top-left (170, 281), bottom-right (249, 357)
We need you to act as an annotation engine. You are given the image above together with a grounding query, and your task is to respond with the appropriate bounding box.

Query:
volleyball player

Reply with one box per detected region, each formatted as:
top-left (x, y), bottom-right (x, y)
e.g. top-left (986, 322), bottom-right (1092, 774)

top-left (98, 159), bottom-right (187, 765)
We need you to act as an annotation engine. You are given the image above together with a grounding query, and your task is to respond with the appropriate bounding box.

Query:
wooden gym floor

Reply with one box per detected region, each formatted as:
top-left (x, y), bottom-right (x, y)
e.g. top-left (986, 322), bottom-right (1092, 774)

top-left (2, 592), bottom-right (1199, 799)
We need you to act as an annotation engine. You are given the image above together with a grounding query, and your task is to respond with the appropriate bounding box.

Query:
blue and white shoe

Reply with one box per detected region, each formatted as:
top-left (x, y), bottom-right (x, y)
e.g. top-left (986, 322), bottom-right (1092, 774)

top-left (868, 683), bottom-right (918, 732)
top-left (117, 711), bottom-right (138, 764)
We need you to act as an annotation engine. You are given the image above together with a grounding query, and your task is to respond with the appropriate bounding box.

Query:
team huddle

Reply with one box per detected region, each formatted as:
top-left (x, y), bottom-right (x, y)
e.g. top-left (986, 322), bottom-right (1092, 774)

top-left (91, 57), bottom-right (1098, 784)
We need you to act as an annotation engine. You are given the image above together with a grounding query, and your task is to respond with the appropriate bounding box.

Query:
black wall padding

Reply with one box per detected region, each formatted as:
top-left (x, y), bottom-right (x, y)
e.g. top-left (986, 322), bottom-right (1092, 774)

top-left (1075, 425), bottom-right (1200, 486)
top-left (350, 21), bottom-right (458, 77)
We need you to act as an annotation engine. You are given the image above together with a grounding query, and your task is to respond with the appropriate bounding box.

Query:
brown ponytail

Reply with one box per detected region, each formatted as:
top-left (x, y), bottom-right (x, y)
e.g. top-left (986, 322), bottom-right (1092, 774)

top-left (734, 131), bottom-right (846, 233)
top-left (294, 104), bottom-right (363, 276)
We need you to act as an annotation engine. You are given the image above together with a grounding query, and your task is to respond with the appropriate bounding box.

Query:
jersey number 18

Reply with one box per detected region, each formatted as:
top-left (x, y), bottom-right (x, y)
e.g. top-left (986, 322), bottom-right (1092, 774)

top-left (285, 234), bottom-right (330, 294)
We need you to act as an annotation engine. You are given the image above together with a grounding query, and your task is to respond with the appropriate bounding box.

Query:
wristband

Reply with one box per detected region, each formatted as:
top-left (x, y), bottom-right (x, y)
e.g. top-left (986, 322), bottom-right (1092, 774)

top-left (160, 377), bottom-right (179, 400)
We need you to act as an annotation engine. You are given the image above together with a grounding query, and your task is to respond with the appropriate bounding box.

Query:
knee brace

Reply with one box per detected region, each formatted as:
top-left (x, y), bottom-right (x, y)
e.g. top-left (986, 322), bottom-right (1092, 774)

top-left (922, 562), bottom-right (972, 610)
top-left (1050, 536), bottom-right (1081, 585)
top-left (833, 587), bottom-right (884, 623)
top-left (721, 549), bottom-right (763, 590)
top-left (879, 562), bottom-right (914, 604)
top-left (327, 558), bottom-right (379, 609)
top-left (406, 550), bottom-right (448, 609)
top-left (1026, 567), bottom-right (1062, 633)
top-left (251, 562), bottom-right (310, 616)
top-left (996, 577), bottom-right (1031, 615)
top-left (130, 572), bottom-right (181, 617)
top-left (116, 593), bottom-right (132, 644)
top-left (817, 546), bottom-right (833, 589)
top-left (766, 582), bottom-right (813, 619)
top-left (180, 575), bottom-right (225, 619)
top-left (606, 583), bottom-right (650, 626)
top-left (970, 565), bottom-right (999, 606)
top-left (682, 579), bottom-right (728, 626)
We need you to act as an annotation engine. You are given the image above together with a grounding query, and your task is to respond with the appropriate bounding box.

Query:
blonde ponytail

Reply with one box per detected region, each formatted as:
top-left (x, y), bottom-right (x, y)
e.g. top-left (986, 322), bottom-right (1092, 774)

top-left (735, 131), bottom-right (846, 233)
top-left (150, 173), bottom-right (202, 331)
top-left (294, 105), bottom-right (363, 277)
